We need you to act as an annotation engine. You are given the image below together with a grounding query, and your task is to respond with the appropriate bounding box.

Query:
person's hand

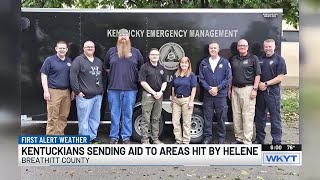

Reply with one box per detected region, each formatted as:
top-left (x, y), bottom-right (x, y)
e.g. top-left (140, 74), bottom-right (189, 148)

top-left (71, 91), bottom-right (75, 100)
top-left (153, 91), bottom-right (162, 100)
top-left (250, 89), bottom-right (257, 100)
top-left (78, 92), bottom-right (85, 97)
top-left (208, 87), bottom-right (218, 96)
top-left (188, 102), bottom-right (194, 109)
top-left (258, 82), bottom-right (267, 91)
top-left (43, 91), bottom-right (50, 101)
top-left (228, 89), bottom-right (232, 100)
top-left (171, 97), bottom-right (176, 107)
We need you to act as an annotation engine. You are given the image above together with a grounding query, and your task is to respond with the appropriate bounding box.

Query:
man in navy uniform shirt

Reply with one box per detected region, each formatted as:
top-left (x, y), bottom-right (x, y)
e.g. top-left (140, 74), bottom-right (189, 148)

top-left (254, 39), bottom-right (287, 145)
top-left (199, 40), bottom-right (232, 144)
top-left (104, 28), bottom-right (144, 144)
top-left (40, 41), bottom-right (73, 135)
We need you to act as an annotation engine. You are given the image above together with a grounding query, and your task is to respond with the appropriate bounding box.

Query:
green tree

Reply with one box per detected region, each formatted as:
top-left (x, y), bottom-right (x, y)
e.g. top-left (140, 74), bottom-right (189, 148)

top-left (22, 0), bottom-right (299, 28)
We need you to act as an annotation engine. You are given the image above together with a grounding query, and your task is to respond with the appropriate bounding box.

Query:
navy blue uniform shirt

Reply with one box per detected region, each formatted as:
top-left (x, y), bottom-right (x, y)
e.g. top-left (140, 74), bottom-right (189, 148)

top-left (199, 56), bottom-right (232, 97)
top-left (40, 55), bottom-right (72, 89)
top-left (104, 47), bottom-right (144, 90)
top-left (259, 53), bottom-right (287, 94)
top-left (172, 72), bottom-right (197, 96)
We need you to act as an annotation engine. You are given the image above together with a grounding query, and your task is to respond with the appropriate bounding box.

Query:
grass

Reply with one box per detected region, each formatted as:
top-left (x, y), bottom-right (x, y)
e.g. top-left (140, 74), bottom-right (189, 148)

top-left (281, 88), bottom-right (299, 127)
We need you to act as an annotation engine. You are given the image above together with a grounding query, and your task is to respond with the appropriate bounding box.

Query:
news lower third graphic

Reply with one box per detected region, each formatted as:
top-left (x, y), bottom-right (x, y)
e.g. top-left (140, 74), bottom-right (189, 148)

top-left (261, 144), bottom-right (302, 166)
top-left (19, 135), bottom-right (90, 144)
top-left (18, 136), bottom-right (302, 166)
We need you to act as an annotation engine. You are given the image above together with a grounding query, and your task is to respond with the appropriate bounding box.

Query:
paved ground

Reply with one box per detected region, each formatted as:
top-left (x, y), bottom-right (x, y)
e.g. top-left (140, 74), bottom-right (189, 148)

top-left (20, 122), bottom-right (300, 180)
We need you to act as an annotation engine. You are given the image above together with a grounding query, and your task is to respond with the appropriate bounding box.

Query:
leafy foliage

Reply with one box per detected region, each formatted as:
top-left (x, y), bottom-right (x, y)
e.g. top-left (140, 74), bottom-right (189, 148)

top-left (22, 0), bottom-right (299, 28)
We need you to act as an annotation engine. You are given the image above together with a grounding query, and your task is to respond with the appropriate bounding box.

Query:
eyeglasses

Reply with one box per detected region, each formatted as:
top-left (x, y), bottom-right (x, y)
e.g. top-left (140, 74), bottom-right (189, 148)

top-left (150, 54), bottom-right (160, 56)
top-left (84, 46), bottom-right (95, 49)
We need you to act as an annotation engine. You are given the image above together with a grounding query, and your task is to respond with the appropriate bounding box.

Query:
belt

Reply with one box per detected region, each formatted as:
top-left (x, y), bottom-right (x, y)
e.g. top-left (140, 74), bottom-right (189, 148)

top-left (176, 94), bottom-right (190, 98)
top-left (50, 87), bottom-right (69, 90)
top-left (233, 84), bottom-right (253, 88)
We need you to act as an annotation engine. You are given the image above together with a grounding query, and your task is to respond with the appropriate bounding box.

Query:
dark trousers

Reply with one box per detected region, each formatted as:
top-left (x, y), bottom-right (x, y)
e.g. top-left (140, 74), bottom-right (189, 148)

top-left (203, 96), bottom-right (228, 142)
top-left (254, 90), bottom-right (282, 144)
top-left (141, 91), bottom-right (163, 142)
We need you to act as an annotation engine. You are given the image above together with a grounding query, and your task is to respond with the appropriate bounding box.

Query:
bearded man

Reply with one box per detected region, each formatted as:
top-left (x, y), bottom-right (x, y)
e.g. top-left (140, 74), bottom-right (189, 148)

top-left (104, 28), bottom-right (145, 144)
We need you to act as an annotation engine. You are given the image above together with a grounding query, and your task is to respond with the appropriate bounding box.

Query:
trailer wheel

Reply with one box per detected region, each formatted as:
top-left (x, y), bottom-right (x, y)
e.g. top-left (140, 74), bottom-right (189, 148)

top-left (131, 107), bottom-right (164, 142)
top-left (190, 107), bottom-right (204, 144)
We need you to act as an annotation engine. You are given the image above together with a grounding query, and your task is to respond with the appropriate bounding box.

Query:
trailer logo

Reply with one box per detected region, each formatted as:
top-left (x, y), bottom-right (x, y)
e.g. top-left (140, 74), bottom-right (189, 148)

top-left (159, 42), bottom-right (185, 70)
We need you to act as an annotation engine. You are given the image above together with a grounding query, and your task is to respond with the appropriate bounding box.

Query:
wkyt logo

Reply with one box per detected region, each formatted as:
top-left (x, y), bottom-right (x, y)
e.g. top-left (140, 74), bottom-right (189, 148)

top-left (262, 152), bottom-right (302, 166)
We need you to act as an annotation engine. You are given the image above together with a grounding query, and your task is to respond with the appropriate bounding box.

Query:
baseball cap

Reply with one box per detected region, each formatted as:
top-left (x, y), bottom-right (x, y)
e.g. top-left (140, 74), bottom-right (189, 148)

top-left (118, 28), bottom-right (129, 36)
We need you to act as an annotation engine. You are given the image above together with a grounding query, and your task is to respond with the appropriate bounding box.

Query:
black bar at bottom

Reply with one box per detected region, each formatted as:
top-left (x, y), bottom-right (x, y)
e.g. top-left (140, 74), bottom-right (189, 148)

top-left (262, 144), bottom-right (301, 151)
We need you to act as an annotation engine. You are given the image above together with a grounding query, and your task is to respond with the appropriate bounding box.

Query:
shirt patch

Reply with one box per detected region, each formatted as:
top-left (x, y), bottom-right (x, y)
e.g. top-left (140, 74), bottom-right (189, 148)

top-left (269, 60), bottom-right (274, 65)
top-left (219, 64), bottom-right (223, 68)
top-left (129, 53), bottom-right (132, 57)
top-left (243, 60), bottom-right (249, 64)
top-left (67, 62), bottom-right (71, 66)
top-left (160, 70), bottom-right (164, 75)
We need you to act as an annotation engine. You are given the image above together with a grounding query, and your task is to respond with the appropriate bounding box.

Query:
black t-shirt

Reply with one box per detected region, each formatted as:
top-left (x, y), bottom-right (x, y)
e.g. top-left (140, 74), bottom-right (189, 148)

top-left (138, 62), bottom-right (167, 92)
top-left (230, 53), bottom-right (261, 86)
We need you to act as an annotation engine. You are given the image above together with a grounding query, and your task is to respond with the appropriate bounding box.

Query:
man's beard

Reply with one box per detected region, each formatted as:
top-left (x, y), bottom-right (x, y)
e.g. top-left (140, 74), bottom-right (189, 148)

top-left (117, 39), bottom-right (131, 59)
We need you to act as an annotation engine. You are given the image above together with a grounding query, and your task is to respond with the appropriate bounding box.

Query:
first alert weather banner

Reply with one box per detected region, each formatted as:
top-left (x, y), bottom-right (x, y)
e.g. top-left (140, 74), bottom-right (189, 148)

top-left (18, 136), bottom-right (301, 166)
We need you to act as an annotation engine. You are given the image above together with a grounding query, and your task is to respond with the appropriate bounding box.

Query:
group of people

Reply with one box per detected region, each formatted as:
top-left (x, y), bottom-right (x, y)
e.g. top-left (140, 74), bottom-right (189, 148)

top-left (199, 38), bottom-right (286, 145)
top-left (40, 27), bottom-right (286, 145)
top-left (40, 28), bottom-right (163, 144)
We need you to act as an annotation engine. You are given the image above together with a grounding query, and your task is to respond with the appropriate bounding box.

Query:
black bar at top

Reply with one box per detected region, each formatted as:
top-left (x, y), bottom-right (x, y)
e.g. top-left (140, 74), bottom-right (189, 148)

top-left (262, 144), bottom-right (301, 151)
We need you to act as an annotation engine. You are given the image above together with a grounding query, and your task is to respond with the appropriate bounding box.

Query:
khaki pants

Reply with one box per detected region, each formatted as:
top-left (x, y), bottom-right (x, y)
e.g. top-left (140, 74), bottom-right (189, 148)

top-left (172, 97), bottom-right (193, 144)
top-left (231, 86), bottom-right (256, 144)
top-left (46, 88), bottom-right (71, 135)
top-left (141, 91), bottom-right (163, 142)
